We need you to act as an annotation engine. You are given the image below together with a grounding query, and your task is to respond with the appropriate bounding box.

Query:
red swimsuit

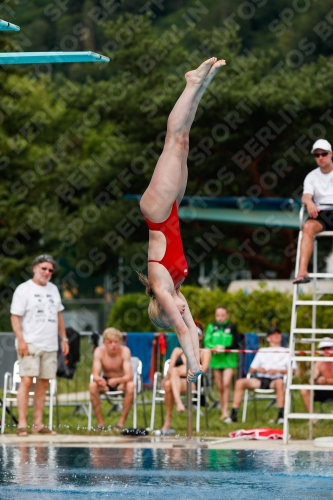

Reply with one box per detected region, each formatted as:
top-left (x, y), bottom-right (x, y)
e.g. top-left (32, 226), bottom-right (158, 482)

top-left (142, 201), bottom-right (188, 287)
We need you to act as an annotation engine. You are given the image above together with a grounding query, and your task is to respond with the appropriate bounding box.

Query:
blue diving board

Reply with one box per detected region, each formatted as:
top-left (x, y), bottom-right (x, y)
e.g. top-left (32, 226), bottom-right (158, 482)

top-left (178, 206), bottom-right (300, 229)
top-left (0, 51), bottom-right (110, 64)
top-left (0, 19), bottom-right (20, 31)
top-left (180, 196), bottom-right (301, 212)
top-left (124, 195), bottom-right (302, 229)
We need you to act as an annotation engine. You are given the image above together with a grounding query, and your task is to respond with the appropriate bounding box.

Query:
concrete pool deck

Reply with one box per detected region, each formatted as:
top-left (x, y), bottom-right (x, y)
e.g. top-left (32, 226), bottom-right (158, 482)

top-left (1, 433), bottom-right (333, 450)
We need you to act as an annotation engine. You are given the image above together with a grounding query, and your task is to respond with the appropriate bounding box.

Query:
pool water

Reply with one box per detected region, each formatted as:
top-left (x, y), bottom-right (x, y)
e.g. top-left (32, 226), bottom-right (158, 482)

top-left (0, 446), bottom-right (333, 499)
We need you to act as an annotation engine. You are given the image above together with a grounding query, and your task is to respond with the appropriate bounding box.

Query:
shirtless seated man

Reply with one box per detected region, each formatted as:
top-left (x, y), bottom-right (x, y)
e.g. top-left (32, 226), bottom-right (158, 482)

top-left (89, 327), bottom-right (134, 430)
top-left (301, 338), bottom-right (333, 414)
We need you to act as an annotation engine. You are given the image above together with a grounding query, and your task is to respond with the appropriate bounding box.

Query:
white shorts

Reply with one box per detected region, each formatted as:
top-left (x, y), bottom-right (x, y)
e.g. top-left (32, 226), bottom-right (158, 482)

top-left (18, 343), bottom-right (57, 379)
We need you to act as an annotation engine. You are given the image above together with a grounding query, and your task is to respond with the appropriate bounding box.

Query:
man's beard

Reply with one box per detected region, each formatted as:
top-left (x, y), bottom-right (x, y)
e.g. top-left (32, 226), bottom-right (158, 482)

top-left (37, 275), bottom-right (49, 284)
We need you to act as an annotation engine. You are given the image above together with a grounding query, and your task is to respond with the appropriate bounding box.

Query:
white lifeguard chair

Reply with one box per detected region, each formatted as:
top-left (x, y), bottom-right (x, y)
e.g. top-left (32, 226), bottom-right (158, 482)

top-left (284, 205), bottom-right (333, 442)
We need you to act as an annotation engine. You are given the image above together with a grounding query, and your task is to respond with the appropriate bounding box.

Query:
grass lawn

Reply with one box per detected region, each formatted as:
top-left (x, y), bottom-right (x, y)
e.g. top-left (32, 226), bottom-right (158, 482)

top-left (2, 337), bottom-right (332, 439)
top-left (1, 387), bottom-right (333, 440)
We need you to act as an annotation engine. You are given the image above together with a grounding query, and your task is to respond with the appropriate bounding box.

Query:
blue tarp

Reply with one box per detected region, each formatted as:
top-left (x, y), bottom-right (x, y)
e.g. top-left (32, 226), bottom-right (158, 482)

top-left (240, 333), bottom-right (259, 377)
top-left (282, 333), bottom-right (289, 347)
top-left (165, 332), bottom-right (180, 359)
top-left (126, 333), bottom-right (154, 384)
top-left (240, 332), bottom-right (289, 377)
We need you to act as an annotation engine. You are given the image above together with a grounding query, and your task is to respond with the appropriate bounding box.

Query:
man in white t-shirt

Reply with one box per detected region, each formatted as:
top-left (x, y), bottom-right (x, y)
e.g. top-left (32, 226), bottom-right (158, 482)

top-left (10, 254), bottom-right (69, 436)
top-left (229, 328), bottom-right (295, 424)
top-left (293, 138), bottom-right (333, 284)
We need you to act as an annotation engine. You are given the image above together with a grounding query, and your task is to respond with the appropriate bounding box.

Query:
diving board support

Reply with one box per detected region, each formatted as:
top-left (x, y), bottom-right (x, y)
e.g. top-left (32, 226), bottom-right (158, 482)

top-left (0, 51), bottom-right (110, 65)
top-left (283, 204), bottom-right (333, 443)
top-left (0, 19), bottom-right (20, 31)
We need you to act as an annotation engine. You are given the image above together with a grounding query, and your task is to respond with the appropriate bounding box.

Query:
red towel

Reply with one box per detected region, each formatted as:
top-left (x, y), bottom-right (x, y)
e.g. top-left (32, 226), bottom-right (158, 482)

top-left (157, 334), bottom-right (166, 355)
top-left (148, 339), bottom-right (157, 385)
top-left (229, 428), bottom-right (284, 440)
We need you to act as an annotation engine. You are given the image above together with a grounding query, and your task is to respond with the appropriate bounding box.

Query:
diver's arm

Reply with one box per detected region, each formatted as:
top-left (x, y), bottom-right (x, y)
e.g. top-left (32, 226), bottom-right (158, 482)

top-left (156, 290), bottom-right (199, 372)
top-left (177, 291), bottom-right (201, 365)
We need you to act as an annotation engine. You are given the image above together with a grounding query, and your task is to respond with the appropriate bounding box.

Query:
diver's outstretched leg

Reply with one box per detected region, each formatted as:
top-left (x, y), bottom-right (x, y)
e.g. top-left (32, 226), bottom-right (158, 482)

top-left (176, 59), bottom-right (226, 205)
top-left (184, 59), bottom-right (226, 134)
top-left (140, 58), bottom-right (218, 222)
top-left (166, 57), bottom-right (218, 135)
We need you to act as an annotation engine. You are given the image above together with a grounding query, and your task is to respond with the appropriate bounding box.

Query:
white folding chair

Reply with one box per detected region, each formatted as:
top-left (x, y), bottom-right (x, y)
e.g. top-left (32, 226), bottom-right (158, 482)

top-left (1, 360), bottom-right (56, 433)
top-left (87, 356), bottom-right (146, 430)
top-left (150, 359), bottom-right (208, 432)
top-left (150, 359), bottom-right (170, 431)
top-left (242, 373), bottom-right (287, 422)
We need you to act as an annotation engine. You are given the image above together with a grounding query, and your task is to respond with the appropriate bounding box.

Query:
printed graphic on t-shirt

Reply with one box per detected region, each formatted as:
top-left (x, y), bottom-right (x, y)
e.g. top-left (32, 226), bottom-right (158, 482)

top-left (28, 292), bottom-right (59, 328)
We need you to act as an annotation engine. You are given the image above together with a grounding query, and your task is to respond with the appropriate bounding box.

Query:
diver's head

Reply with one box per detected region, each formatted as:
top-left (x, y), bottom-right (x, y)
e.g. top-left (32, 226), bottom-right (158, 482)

top-left (137, 270), bottom-right (172, 330)
top-left (148, 298), bottom-right (172, 330)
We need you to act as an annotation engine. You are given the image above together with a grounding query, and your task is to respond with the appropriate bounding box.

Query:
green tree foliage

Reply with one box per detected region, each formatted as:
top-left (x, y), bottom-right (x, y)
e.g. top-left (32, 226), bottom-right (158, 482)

top-left (3, 7), bottom-right (333, 313)
top-left (8, 0), bottom-right (333, 62)
top-left (109, 287), bottom-right (333, 333)
top-left (108, 286), bottom-right (293, 332)
top-left (108, 292), bottom-right (150, 331)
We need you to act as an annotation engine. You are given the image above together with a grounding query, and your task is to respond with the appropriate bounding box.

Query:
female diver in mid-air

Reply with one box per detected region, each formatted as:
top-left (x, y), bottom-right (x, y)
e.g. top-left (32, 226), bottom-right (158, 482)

top-left (138, 57), bottom-right (226, 382)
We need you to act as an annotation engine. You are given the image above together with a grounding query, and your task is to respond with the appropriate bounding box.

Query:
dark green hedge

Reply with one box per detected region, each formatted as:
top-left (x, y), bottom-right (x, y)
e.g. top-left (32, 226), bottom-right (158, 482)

top-left (108, 286), bottom-right (333, 333)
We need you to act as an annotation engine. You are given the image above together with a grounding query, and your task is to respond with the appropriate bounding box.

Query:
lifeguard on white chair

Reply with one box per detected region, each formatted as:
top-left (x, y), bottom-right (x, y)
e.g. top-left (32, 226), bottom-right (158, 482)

top-left (293, 139), bottom-right (333, 285)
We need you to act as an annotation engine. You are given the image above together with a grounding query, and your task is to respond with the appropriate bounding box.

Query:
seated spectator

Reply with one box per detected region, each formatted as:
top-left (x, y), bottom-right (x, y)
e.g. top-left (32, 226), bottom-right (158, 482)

top-left (89, 328), bottom-right (134, 430)
top-left (204, 306), bottom-right (241, 423)
top-left (301, 338), bottom-right (333, 413)
top-left (161, 324), bottom-right (211, 430)
top-left (293, 139), bottom-right (333, 285)
top-left (230, 327), bottom-right (294, 424)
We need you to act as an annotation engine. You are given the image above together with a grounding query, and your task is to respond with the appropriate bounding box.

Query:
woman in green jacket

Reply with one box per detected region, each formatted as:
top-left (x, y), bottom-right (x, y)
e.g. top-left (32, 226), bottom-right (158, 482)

top-left (204, 306), bottom-right (241, 423)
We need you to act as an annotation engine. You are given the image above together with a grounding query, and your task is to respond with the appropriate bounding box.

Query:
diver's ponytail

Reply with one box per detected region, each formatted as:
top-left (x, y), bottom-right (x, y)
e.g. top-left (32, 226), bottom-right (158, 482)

top-left (136, 270), bottom-right (155, 298)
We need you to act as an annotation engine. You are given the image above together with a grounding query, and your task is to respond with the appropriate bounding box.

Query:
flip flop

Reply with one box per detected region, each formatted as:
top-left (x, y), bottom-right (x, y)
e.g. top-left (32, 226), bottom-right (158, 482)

top-left (112, 425), bottom-right (123, 431)
top-left (293, 276), bottom-right (311, 285)
top-left (94, 425), bottom-right (104, 432)
top-left (16, 427), bottom-right (28, 436)
top-left (187, 370), bottom-right (204, 383)
top-left (32, 426), bottom-right (57, 435)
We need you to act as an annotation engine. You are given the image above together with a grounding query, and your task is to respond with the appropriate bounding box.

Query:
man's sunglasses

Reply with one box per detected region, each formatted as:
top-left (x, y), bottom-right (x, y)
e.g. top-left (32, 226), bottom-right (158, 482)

top-left (40, 266), bottom-right (54, 273)
top-left (314, 152), bottom-right (329, 158)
